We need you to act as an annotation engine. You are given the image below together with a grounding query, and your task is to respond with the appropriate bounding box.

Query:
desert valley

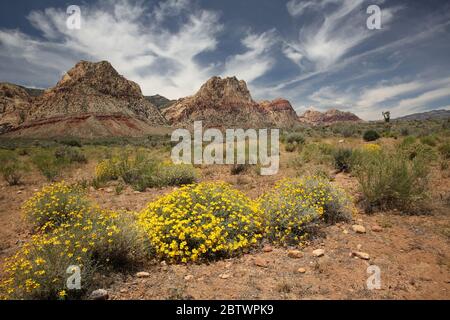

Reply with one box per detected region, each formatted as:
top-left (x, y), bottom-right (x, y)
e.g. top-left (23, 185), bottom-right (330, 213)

top-left (0, 60), bottom-right (449, 300)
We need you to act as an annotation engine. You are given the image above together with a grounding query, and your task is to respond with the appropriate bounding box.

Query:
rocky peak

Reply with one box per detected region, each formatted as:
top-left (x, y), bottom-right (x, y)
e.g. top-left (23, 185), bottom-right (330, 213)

top-left (195, 76), bottom-right (254, 104)
top-left (53, 60), bottom-right (142, 99)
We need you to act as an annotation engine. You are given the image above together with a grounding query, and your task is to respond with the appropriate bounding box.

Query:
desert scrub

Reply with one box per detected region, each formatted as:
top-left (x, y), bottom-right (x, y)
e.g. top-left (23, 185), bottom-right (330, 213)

top-left (439, 141), bottom-right (450, 159)
top-left (54, 146), bottom-right (87, 164)
top-left (333, 148), bottom-right (353, 173)
top-left (23, 182), bottom-right (90, 232)
top-left (95, 155), bottom-right (196, 191)
top-left (0, 150), bottom-right (27, 185)
top-left (1, 203), bottom-right (146, 299)
top-left (31, 150), bottom-right (64, 181)
top-left (258, 177), bottom-right (352, 245)
top-left (363, 130), bottom-right (380, 142)
top-left (139, 182), bottom-right (262, 263)
top-left (352, 148), bottom-right (430, 213)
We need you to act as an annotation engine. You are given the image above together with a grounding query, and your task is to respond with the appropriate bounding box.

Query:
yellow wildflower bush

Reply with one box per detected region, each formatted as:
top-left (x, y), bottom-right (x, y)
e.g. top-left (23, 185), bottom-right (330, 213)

top-left (259, 176), bottom-right (353, 245)
top-left (139, 182), bottom-right (262, 263)
top-left (94, 158), bottom-right (120, 182)
top-left (363, 143), bottom-right (382, 153)
top-left (23, 182), bottom-right (90, 231)
top-left (1, 183), bottom-right (147, 300)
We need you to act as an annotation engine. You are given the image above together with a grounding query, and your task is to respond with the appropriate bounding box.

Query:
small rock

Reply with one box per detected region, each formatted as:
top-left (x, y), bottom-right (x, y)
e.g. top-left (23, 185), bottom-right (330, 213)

top-left (343, 229), bottom-right (349, 234)
top-left (352, 224), bottom-right (366, 234)
top-left (133, 191), bottom-right (141, 194)
top-left (136, 272), bottom-right (150, 278)
top-left (357, 244), bottom-right (362, 250)
top-left (89, 186), bottom-right (95, 192)
top-left (254, 258), bottom-right (269, 268)
top-left (288, 250), bottom-right (303, 259)
top-left (219, 273), bottom-right (231, 279)
top-left (184, 275), bottom-right (194, 281)
top-left (338, 139), bottom-right (344, 143)
top-left (105, 188), bottom-right (113, 193)
top-left (90, 289), bottom-right (109, 300)
top-left (225, 262), bottom-right (232, 269)
top-left (33, 188), bottom-right (39, 192)
top-left (312, 249), bottom-right (325, 257)
top-left (17, 191), bottom-right (22, 194)
top-left (263, 245), bottom-right (273, 253)
top-left (297, 267), bottom-right (306, 274)
top-left (372, 225), bottom-right (383, 232)
top-left (352, 251), bottom-right (370, 260)
top-left (119, 289), bottom-right (128, 294)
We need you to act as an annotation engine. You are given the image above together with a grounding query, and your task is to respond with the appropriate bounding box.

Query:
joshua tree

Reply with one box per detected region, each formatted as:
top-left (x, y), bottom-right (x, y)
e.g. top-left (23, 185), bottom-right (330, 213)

top-left (382, 111), bottom-right (390, 123)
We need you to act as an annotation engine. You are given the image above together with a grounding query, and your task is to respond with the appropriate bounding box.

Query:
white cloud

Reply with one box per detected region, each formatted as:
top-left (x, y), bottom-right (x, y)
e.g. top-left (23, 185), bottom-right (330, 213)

top-left (0, 0), bottom-right (276, 98)
top-left (306, 76), bottom-right (450, 120)
top-left (222, 30), bottom-right (277, 83)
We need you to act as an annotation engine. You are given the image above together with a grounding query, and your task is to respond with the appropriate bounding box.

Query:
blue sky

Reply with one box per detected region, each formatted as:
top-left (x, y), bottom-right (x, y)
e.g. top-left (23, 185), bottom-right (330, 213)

top-left (0, 0), bottom-right (449, 120)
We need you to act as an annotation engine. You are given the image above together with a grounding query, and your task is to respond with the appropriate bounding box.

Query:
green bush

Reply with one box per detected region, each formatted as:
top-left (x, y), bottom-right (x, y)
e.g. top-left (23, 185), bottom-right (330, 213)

top-left (54, 147), bottom-right (87, 164)
top-left (60, 139), bottom-right (82, 147)
top-left (363, 130), bottom-right (380, 142)
top-left (31, 151), bottom-right (64, 181)
top-left (439, 141), bottom-right (450, 159)
top-left (95, 153), bottom-right (196, 191)
top-left (285, 143), bottom-right (296, 152)
top-left (420, 135), bottom-right (438, 147)
top-left (352, 148), bottom-right (430, 213)
top-left (0, 151), bottom-right (27, 185)
top-left (333, 148), bottom-right (353, 173)
top-left (285, 132), bottom-right (305, 145)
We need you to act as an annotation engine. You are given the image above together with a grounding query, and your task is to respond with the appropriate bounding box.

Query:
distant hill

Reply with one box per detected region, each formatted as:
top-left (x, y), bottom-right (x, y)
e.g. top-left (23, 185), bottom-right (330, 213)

top-left (394, 109), bottom-right (450, 121)
top-left (145, 94), bottom-right (175, 110)
top-left (298, 108), bottom-right (362, 126)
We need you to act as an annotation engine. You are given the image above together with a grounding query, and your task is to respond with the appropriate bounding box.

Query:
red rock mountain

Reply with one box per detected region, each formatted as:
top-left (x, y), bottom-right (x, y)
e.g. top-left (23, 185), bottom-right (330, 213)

top-left (4, 61), bottom-right (167, 138)
top-left (163, 76), bottom-right (298, 128)
top-left (0, 83), bottom-right (32, 134)
top-left (298, 108), bottom-right (361, 125)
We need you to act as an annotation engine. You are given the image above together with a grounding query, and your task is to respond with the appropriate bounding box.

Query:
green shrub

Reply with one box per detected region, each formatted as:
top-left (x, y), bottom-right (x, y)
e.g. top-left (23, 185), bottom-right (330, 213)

top-left (285, 132), bottom-right (305, 145)
top-left (258, 177), bottom-right (352, 245)
top-left (352, 148), bottom-right (430, 213)
top-left (298, 143), bottom-right (334, 165)
top-left (285, 143), bottom-right (296, 152)
top-left (31, 151), bottom-right (64, 181)
top-left (439, 141), bottom-right (450, 159)
top-left (363, 130), bottom-right (380, 142)
top-left (333, 148), bottom-right (353, 172)
top-left (60, 139), bottom-right (82, 147)
top-left (0, 151), bottom-right (27, 185)
top-left (420, 135), bottom-right (438, 147)
top-left (54, 147), bottom-right (87, 164)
